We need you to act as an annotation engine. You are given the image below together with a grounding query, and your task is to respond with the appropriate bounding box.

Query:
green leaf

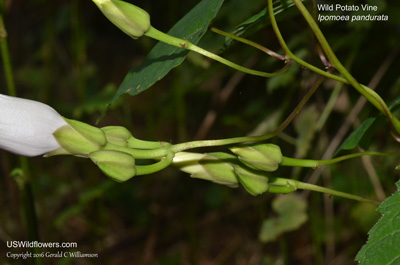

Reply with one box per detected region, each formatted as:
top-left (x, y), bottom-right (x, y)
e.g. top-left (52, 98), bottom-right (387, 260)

top-left (356, 180), bottom-right (400, 264)
top-left (335, 97), bottom-right (400, 156)
top-left (335, 117), bottom-right (376, 155)
top-left (259, 194), bottom-right (308, 242)
top-left (111, 0), bottom-right (224, 102)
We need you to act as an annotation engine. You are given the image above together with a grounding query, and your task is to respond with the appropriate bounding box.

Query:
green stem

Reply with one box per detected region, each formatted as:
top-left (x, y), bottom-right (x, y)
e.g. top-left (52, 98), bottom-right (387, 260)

top-left (1, 13), bottom-right (41, 265)
top-left (170, 136), bottom-right (272, 153)
top-left (127, 138), bottom-right (171, 150)
top-left (19, 159), bottom-right (42, 265)
top-left (0, 14), bottom-right (16, 96)
top-left (269, 177), bottom-right (379, 204)
top-left (280, 151), bottom-right (390, 168)
top-left (266, 0), bottom-right (400, 135)
top-left (290, 0), bottom-right (400, 136)
top-left (104, 142), bottom-right (170, 159)
top-left (210, 27), bottom-right (287, 61)
top-left (144, 26), bottom-right (282, 77)
top-left (266, 0), bottom-right (345, 81)
top-left (135, 153), bottom-right (174, 175)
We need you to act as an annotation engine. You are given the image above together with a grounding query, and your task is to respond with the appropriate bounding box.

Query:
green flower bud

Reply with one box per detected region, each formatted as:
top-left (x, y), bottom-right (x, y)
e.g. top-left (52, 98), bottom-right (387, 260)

top-left (89, 150), bottom-right (135, 182)
top-left (92, 0), bottom-right (151, 39)
top-left (51, 118), bottom-right (106, 156)
top-left (230, 143), bottom-right (283, 172)
top-left (102, 126), bottom-right (133, 147)
top-left (233, 166), bottom-right (269, 196)
top-left (172, 152), bottom-right (239, 187)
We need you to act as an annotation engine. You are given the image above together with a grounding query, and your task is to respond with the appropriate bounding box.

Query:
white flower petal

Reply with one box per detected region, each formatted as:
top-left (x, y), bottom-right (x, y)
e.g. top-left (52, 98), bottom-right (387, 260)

top-left (0, 94), bottom-right (67, 157)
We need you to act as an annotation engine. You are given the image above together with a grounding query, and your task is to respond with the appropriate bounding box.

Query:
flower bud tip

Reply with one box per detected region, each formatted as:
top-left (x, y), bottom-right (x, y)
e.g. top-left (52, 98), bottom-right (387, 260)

top-left (92, 0), bottom-right (151, 39)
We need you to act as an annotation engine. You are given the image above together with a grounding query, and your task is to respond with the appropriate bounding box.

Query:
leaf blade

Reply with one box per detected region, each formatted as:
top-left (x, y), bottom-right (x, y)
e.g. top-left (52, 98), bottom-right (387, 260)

top-left (112, 0), bottom-right (224, 102)
top-left (356, 181), bottom-right (400, 264)
top-left (335, 117), bottom-right (376, 155)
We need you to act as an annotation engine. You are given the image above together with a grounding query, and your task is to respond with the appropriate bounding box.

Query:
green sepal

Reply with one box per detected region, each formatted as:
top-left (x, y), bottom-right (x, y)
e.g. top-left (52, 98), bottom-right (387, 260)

top-left (53, 118), bottom-right (106, 156)
top-left (172, 152), bottom-right (238, 187)
top-left (230, 143), bottom-right (283, 172)
top-left (101, 126), bottom-right (132, 147)
top-left (92, 0), bottom-right (151, 39)
top-left (197, 152), bottom-right (238, 187)
top-left (44, 146), bottom-right (71, 157)
top-left (233, 166), bottom-right (269, 196)
top-left (89, 150), bottom-right (136, 182)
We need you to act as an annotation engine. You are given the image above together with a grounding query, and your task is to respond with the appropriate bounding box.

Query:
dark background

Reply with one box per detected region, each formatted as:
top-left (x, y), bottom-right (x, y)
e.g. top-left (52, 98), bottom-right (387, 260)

top-left (1, 0), bottom-right (400, 264)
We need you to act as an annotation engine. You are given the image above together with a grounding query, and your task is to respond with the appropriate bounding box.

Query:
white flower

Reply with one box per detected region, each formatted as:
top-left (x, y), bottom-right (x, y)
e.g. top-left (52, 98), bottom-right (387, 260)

top-left (0, 94), bottom-right (67, 157)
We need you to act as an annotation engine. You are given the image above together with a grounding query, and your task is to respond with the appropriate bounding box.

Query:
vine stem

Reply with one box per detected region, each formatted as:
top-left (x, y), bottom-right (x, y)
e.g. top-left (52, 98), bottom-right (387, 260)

top-left (280, 151), bottom-right (391, 168)
top-left (276, 0), bottom-right (400, 136)
top-left (292, 0), bottom-right (398, 127)
top-left (210, 27), bottom-right (287, 61)
top-left (144, 26), bottom-right (283, 77)
top-left (266, 0), bottom-right (346, 81)
top-left (269, 177), bottom-right (379, 205)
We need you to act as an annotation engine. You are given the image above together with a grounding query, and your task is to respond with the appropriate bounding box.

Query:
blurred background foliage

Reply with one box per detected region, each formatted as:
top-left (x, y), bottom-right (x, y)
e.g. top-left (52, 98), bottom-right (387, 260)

top-left (1, 0), bottom-right (400, 264)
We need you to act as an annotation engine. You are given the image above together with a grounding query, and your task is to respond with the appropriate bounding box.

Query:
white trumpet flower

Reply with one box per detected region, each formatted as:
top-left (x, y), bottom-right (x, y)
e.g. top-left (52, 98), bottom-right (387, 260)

top-left (0, 94), bottom-right (68, 157)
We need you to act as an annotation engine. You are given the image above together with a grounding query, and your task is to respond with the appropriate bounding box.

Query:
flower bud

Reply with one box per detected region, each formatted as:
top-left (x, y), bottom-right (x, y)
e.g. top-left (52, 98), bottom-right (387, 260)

top-left (92, 0), bottom-right (151, 39)
top-left (172, 152), bottom-right (239, 187)
top-left (233, 166), bottom-right (269, 196)
top-left (52, 118), bottom-right (106, 156)
top-left (89, 150), bottom-right (136, 182)
top-left (0, 94), bottom-right (67, 157)
top-left (230, 143), bottom-right (283, 172)
top-left (102, 126), bottom-right (133, 147)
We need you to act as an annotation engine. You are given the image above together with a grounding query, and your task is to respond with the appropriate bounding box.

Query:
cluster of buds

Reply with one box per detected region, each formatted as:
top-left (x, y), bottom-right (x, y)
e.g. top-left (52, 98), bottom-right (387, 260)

top-left (172, 143), bottom-right (287, 196)
top-left (0, 94), bottom-right (170, 182)
top-left (48, 119), bottom-right (139, 182)
top-left (0, 94), bottom-right (375, 202)
top-left (1, 94), bottom-right (286, 192)
top-left (0, 94), bottom-right (295, 195)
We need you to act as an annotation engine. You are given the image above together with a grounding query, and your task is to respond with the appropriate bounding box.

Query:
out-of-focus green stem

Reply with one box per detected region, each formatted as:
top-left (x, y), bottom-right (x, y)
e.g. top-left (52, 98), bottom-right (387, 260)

top-left (19, 159), bottom-right (42, 265)
top-left (0, 14), bottom-right (16, 96)
top-left (0, 12), bottom-right (42, 265)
